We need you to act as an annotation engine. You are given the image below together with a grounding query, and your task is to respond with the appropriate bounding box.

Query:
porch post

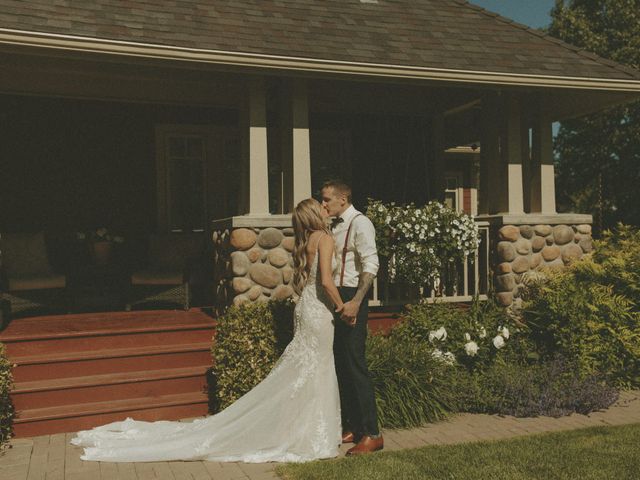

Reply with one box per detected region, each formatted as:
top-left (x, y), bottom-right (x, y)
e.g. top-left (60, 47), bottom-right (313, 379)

top-left (478, 93), bottom-right (499, 214)
top-left (240, 77), bottom-right (270, 215)
top-left (500, 93), bottom-right (525, 214)
top-left (480, 93), bottom-right (525, 214)
top-left (429, 113), bottom-right (445, 202)
top-left (282, 79), bottom-right (312, 212)
top-left (530, 113), bottom-right (556, 214)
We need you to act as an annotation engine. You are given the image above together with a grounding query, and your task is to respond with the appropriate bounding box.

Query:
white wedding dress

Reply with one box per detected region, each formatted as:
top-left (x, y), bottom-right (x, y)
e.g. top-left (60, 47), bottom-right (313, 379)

top-left (71, 251), bottom-right (341, 463)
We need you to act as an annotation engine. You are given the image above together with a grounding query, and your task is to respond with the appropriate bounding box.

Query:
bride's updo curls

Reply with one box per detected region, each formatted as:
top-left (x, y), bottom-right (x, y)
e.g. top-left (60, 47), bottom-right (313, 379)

top-left (291, 198), bottom-right (331, 294)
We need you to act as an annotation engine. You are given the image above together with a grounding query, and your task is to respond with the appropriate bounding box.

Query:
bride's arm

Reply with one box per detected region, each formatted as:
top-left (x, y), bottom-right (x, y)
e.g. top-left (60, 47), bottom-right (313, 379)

top-left (318, 234), bottom-right (344, 311)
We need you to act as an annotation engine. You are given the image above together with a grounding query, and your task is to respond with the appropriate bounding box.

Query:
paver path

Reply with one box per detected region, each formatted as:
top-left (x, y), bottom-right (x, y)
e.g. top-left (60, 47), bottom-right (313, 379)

top-left (2, 390), bottom-right (639, 480)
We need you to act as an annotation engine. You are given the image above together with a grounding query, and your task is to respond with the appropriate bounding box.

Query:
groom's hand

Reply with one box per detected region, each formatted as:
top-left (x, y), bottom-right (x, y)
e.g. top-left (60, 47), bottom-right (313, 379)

top-left (340, 300), bottom-right (360, 327)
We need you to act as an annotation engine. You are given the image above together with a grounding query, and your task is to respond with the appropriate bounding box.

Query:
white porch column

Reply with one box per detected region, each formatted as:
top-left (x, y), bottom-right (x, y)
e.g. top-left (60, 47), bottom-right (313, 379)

top-left (479, 93), bottom-right (499, 214)
top-left (428, 113), bottom-right (445, 202)
top-left (501, 94), bottom-right (525, 214)
top-left (480, 93), bottom-right (525, 214)
top-left (240, 77), bottom-right (269, 215)
top-left (292, 80), bottom-right (312, 206)
top-left (281, 79), bottom-right (312, 212)
top-left (530, 114), bottom-right (556, 214)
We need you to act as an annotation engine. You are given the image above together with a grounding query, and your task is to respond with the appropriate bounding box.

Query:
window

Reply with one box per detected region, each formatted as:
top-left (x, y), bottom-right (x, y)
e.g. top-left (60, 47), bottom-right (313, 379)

top-left (444, 175), bottom-right (462, 212)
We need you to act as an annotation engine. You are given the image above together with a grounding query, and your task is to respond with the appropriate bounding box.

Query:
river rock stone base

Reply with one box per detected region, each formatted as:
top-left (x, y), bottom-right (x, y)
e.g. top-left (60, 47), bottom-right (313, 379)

top-left (494, 223), bottom-right (592, 306)
top-left (213, 226), bottom-right (296, 309)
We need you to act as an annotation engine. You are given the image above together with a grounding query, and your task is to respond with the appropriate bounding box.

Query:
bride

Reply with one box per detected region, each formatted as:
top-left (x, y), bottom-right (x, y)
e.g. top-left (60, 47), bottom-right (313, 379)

top-left (71, 198), bottom-right (344, 463)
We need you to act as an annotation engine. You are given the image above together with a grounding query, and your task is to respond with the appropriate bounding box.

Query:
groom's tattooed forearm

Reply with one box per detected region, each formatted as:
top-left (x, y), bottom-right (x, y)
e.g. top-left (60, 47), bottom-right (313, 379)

top-left (352, 272), bottom-right (376, 305)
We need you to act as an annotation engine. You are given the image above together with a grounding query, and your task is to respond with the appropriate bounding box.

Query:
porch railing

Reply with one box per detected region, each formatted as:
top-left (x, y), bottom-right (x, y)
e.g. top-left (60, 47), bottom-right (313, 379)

top-left (368, 221), bottom-right (490, 306)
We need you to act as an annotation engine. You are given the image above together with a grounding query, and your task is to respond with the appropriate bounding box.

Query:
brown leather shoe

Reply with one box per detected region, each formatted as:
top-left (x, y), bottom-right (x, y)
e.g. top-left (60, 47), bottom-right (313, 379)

top-left (346, 435), bottom-right (384, 456)
top-left (341, 431), bottom-right (362, 444)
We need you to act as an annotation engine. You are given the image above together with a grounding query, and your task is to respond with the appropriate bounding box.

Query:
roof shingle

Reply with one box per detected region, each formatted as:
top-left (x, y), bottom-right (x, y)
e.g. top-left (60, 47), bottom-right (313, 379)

top-left (0, 0), bottom-right (639, 81)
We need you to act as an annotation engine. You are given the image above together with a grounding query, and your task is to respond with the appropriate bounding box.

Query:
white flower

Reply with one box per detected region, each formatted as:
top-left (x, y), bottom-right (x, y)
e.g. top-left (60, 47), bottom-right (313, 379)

top-left (479, 327), bottom-right (487, 339)
top-left (429, 327), bottom-right (447, 342)
top-left (464, 332), bottom-right (471, 341)
top-left (501, 327), bottom-right (510, 339)
top-left (492, 335), bottom-right (506, 349)
top-left (443, 352), bottom-right (456, 365)
top-left (464, 341), bottom-right (479, 356)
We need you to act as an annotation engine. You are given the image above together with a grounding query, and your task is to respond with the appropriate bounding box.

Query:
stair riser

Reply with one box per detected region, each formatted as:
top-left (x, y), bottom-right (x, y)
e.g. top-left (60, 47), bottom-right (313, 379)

top-left (12, 350), bottom-right (212, 382)
top-left (13, 375), bottom-right (209, 410)
top-left (13, 402), bottom-right (210, 438)
top-left (5, 328), bottom-right (214, 357)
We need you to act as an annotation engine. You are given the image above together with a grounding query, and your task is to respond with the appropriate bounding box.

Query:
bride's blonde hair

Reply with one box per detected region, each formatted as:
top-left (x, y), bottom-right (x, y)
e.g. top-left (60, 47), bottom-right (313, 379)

top-left (292, 198), bottom-right (331, 294)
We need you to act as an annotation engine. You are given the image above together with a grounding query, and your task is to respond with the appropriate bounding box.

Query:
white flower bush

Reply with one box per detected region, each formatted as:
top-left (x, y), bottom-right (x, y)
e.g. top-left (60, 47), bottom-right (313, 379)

top-left (366, 199), bottom-right (480, 287)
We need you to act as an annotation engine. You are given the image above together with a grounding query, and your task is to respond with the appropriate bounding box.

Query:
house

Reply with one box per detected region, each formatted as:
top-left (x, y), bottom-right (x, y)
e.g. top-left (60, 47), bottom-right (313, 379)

top-left (1, 0), bottom-right (640, 435)
top-left (2, 0), bottom-right (640, 305)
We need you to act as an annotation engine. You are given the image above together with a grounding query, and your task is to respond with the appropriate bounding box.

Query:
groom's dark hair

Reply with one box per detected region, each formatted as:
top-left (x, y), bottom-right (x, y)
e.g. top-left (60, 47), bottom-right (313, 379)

top-left (321, 180), bottom-right (352, 204)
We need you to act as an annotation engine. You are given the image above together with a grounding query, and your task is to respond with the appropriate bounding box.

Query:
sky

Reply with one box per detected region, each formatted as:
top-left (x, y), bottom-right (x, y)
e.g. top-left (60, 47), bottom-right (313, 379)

top-left (470, 0), bottom-right (556, 29)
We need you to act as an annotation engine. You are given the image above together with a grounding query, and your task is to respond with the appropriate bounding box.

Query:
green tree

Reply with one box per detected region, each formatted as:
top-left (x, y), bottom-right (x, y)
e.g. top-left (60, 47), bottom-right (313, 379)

top-left (549, 0), bottom-right (640, 232)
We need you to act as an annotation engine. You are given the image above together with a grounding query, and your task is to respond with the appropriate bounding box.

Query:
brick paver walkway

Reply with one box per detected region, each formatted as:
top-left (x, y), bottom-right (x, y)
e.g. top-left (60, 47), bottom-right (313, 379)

top-left (2, 390), bottom-right (639, 480)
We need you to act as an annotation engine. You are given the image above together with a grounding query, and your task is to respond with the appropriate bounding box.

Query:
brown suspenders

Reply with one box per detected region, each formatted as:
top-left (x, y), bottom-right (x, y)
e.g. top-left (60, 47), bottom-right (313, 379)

top-left (339, 214), bottom-right (362, 287)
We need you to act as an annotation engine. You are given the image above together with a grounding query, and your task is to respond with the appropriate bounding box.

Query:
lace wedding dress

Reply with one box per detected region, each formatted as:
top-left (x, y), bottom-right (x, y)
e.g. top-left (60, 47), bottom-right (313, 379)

top-left (71, 252), bottom-right (341, 463)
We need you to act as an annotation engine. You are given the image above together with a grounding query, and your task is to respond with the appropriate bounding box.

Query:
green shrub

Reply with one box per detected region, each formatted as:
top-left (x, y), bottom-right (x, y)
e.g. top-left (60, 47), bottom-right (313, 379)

top-left (391, 298), bottom-right (523, 371)
top-left (367, 334), bottom-right (459, 428)
top-left (210, 301), bottom-right (294, 411)
top-left (0, 343), bottom-right (14, 450)
top-left (588, 224), bottom-right (640, 305)
top-left (522, 264), bottom-right (640, 388)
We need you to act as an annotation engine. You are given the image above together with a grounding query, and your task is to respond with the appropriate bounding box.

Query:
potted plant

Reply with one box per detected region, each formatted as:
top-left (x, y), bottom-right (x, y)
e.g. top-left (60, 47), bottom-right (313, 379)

top-left (76, 228), bottom-right (124, 266)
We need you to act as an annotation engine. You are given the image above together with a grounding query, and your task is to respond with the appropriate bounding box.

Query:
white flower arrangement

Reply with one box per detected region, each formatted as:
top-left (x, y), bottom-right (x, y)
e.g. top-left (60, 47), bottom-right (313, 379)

top-left (428, 326), bottom-right (448, 342)
top-left (366, 199), bottom-right (480, 287)
top-left (464, 341), bottom-right (479, 356)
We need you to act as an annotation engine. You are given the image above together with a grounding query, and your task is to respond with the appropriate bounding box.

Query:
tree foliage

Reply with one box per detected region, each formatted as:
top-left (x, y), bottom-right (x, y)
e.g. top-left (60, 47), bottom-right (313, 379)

top-left (549, 0), bottom-right (640, 231)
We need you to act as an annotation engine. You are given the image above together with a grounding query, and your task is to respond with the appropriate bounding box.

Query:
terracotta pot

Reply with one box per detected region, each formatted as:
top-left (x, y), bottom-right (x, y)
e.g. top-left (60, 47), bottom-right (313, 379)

top-left (92, 241), bottom-right (113, 266)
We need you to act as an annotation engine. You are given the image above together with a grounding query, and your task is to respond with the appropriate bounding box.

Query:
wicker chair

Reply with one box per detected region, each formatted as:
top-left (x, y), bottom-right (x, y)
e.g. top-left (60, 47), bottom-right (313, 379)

top-left (0, 232), bottom-right (67, 317)
top-left (126, 232), bottom-right (205, 310)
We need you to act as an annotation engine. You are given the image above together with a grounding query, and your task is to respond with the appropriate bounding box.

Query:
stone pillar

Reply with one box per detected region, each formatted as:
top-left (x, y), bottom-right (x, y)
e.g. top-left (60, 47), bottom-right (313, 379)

top-left (212, 215), bottom-right (295, 312)
top-left (477, 214), bottom-right (593, 307)
top-left (530, 112), bottom-right (556, 214)
top-left (281, 79), bottom-right (312, 212)
top-left (240, 77), bottom-right (270, 215)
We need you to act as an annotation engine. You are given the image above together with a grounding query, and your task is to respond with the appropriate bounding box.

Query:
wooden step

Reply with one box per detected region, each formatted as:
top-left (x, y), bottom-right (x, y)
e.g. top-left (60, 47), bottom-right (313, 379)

top-left (4, 327), bottom-right (214, 357)
top-left (13, 392), bottom-right (209, 437)
top-left (11, 341), bottom-right (213, 382)
top-left (12, 366), bottom-right (210, 410)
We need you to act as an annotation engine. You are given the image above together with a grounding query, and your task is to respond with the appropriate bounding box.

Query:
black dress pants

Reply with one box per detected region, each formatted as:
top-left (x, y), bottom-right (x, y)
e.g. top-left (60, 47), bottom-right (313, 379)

top-left (333, 286), bottom-right (380, 436)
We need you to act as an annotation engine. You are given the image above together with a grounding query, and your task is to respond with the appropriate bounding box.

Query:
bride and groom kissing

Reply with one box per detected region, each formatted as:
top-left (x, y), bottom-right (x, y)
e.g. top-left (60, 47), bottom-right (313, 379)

top-left (72, 180), bottom-right (384, 463)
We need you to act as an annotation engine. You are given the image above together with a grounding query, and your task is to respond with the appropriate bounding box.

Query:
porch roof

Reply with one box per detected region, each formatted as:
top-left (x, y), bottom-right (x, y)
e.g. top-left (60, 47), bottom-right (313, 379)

top-left (1, 1), bottom-right (640, 91)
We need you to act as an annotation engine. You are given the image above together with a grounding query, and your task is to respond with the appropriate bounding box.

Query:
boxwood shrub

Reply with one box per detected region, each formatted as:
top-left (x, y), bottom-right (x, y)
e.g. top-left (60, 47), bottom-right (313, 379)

top-left (0, 342), bottom-right (14, 450)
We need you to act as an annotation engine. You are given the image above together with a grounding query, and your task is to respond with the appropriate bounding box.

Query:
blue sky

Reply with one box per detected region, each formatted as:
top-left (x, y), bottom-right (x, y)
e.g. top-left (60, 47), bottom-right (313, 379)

top-left (470, 0), bottom-right (556, 29)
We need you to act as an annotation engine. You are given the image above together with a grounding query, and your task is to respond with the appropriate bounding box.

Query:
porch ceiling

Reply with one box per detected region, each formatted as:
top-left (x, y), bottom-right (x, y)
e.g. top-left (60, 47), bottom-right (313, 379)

top-left (1, 1), bottom-right (640, 93)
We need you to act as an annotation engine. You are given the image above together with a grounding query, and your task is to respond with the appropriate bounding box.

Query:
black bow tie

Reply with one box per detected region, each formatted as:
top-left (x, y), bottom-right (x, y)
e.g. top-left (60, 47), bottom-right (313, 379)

top-left (330, 217), bottom-right (344, 230)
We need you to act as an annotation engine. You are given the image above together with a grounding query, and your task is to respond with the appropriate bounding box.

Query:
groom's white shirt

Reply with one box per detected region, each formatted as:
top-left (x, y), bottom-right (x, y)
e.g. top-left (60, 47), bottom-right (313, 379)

top-left (332, 205), bottom-right (379, 288)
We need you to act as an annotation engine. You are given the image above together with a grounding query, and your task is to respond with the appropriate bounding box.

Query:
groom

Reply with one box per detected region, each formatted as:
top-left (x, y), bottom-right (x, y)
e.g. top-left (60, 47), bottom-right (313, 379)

top-left (321, 180), bottom-right (384, 456)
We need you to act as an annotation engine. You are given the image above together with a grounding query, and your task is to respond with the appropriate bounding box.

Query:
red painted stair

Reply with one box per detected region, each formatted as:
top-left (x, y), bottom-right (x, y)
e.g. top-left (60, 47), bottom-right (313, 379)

top-left (0, 309), bottom-right (216, 437)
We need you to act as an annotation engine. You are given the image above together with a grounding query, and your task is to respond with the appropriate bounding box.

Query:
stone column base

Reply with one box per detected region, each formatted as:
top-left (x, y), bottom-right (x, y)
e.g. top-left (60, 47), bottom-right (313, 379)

top-left (212, 215), bottom-right (295, 312)
top-left (476, 214), bottom-right (593, 306)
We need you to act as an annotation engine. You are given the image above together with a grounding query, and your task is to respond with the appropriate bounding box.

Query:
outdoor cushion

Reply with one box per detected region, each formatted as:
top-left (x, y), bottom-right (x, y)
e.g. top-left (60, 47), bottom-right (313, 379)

top-left (131, 270), bottom-right (183, 286)
top-left (0, 232), bottom-right (54, 276)
top-left (9, 273), bottom-right (66, 291)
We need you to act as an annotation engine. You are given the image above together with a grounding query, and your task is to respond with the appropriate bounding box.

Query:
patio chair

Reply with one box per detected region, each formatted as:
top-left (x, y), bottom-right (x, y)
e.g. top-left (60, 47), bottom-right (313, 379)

top-left (126, 232), bottom-right (205, 311)
top-left (0, 232), bottom-right (67, 317)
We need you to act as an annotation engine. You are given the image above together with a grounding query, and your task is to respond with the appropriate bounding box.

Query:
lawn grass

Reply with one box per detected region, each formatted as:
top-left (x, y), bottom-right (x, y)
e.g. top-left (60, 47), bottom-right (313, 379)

top-left (276, 423), bottom-right (640, 480)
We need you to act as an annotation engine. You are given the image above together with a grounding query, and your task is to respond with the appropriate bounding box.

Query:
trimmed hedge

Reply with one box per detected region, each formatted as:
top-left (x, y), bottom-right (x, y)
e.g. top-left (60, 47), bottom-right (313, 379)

top-left (210, 301), bottom-right (294, 411)
top-left (0, 342), bottom-right (14, 450)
